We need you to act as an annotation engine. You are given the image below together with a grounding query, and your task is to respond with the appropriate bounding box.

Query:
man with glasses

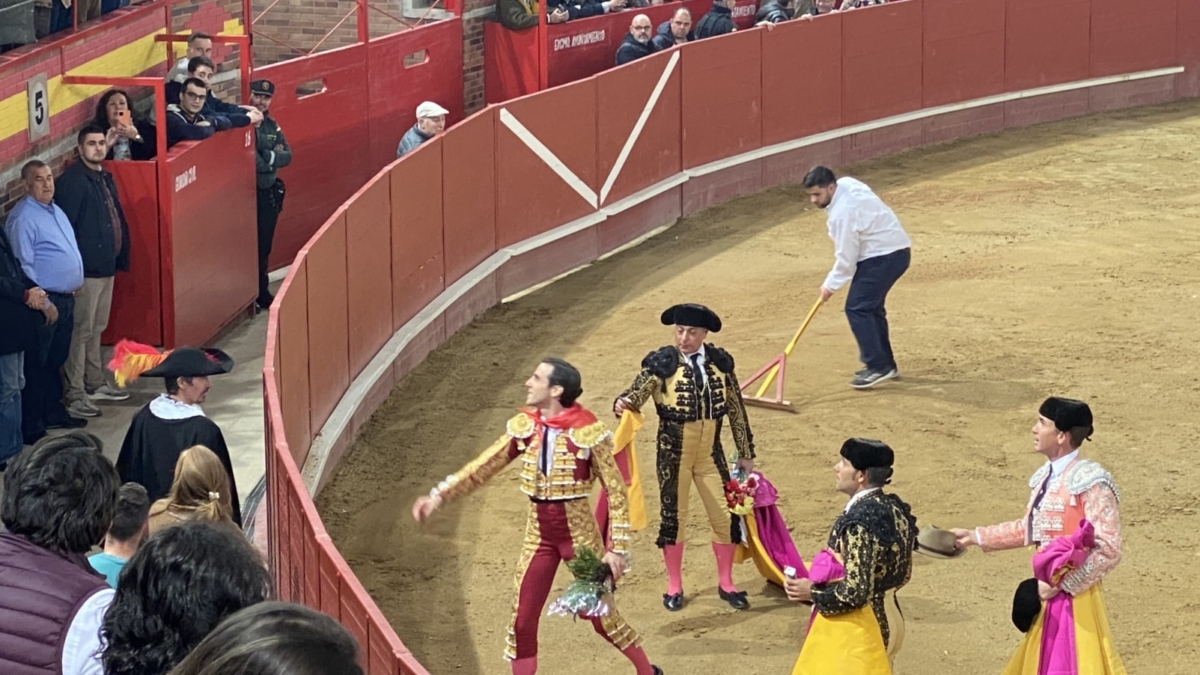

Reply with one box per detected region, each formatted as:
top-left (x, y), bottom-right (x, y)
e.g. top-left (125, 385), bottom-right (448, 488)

top-left (616, 14), bottom-right (658, 65)
top-left (165, 78), bottom-right (216, 149)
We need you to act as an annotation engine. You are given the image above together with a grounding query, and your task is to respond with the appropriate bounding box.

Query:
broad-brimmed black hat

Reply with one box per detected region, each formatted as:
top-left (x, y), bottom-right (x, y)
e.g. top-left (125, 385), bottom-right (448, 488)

top-left (141, 347), bottom-right (234, 379)
top-left (840, 438), bottom-right (894, 471)
top-left (1039, 397), bottom-right (1093, 436)
top-left (660, 303), bottom-right (721, 333)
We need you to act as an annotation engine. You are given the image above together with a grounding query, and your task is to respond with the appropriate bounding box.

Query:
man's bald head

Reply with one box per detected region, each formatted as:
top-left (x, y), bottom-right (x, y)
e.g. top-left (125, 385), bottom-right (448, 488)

top-left (670, 8), bottom-right (692, 40)
top-left (630, 13), bottom-right (653, 43)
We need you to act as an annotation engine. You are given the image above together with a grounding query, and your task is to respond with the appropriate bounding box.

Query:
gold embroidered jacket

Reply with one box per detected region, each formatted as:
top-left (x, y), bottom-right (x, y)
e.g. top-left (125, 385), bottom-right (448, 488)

top-left (618, 344), bottom-right (756, 459)
top-left (434, 412), bottom-right (631, 554)
top-left (811, 490), bottom-right (917, 646)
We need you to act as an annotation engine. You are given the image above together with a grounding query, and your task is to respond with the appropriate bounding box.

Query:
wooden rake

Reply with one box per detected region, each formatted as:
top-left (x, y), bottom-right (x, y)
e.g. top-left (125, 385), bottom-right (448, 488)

top-left (738, 298), bottom-right (824, 413)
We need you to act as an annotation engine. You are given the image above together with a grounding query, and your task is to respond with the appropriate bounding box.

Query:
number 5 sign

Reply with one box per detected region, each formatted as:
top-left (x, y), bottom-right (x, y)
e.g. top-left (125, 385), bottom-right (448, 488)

top-left (27, 74), bottom-right (50, 142)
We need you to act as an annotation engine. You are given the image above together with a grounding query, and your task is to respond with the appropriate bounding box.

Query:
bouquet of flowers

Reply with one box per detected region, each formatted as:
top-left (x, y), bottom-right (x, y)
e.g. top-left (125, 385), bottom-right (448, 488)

top-left (547, 546), bottom-right (616, 620)
top-left (724, 467), bottom-right (759, 516)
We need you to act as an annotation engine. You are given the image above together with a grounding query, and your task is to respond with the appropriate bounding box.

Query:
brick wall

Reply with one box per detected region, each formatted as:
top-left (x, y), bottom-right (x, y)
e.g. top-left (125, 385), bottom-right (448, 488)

top-left (461, 5), bottom-right (490, 113)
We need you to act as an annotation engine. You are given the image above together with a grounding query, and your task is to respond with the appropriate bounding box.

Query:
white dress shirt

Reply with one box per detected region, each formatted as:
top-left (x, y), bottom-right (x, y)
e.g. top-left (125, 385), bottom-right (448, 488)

top-left (682, 345), bottom-right (708, 388)
top-left (62, 588), bottom-right (114, 675)
top-left (1046, 449), bottom-right (1080, 479)
top-left (822, 177), bottom-right (912, 292)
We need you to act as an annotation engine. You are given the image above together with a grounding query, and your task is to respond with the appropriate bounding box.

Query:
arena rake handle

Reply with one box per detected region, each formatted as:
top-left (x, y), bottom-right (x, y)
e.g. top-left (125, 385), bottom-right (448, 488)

top-left (753, 298), bottom-right (824, 398)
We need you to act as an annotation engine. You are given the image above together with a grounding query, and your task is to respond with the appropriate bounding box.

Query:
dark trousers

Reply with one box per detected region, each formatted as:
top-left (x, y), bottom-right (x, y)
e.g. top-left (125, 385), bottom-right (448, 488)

top-left (256, 186), bottom-right (282, 305)
top-left (21, 292), bottom-right (75, 441)
top-left (845, 248), bottom-right (910, 372)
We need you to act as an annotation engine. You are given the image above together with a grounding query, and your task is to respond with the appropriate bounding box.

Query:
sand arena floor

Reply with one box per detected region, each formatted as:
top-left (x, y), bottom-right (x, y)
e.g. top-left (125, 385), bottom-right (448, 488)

top-left (318, 100), bottom-right (1200, 675)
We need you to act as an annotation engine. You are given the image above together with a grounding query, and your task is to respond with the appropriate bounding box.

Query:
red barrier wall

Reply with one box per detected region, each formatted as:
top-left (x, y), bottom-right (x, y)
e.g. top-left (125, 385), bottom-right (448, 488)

top-left (263, 3), bottom-right (1196, 672)
top-left (103, 161), bottom-right (162, 346)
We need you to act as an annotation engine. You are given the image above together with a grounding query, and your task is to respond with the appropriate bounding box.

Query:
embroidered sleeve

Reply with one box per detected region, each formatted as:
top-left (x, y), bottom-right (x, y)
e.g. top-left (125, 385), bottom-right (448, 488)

top-left (722, 369), bottom-right (756, 460)
top-left (812, 523), bottom-right (877, 616)
top-left (976, 517), bottom-right (1028, 552)
top-left (1059, 484), bottom-right (1122, 596)
top-left (436, 435), bottom-right (522, 504)
top-left (619, 369), bottom-right (660, 411)
top-left (587, 429), bottom-right (631, 555)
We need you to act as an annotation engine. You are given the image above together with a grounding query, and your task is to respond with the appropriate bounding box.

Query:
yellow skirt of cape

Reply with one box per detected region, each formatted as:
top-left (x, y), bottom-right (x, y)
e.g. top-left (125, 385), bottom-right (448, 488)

top-left (791, 605), bottom-right (892, 675)
top-left (1002, 583), bottom-right (1126, 675)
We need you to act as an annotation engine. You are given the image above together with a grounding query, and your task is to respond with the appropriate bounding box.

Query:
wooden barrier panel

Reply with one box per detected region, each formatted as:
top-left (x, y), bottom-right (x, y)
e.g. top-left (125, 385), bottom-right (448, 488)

top-left (442, 108), bottom-right (498, 286)
top-left (1005, 0), bottom-right (1092, 90)
top-left (922, 0), bottom-right (1005, 108)
top-left (680, 29), bottom-right (763, 169)
top-left (303, 213), bottom-right (351, 449)
top-left (346, 175), bottom-right (395, 380)
top-left (761, 14), bottom-right (843, 146)
top-left (103, 160), bottom-right (162, 346)
top-left (483, 22), bottom-right (541, 104)
top-left (1180, 0), bottom-right (1200, 97)
top-left (392, 139), bottom-right (447, 329)
top-left (841, 0), bottom-right (924, 125)
top-left (1090, 0), bottom-right (1178, 77)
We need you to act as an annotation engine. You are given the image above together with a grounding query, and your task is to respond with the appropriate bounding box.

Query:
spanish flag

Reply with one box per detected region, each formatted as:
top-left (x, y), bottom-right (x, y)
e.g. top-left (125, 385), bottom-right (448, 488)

top-left (594, 409), bottom-right (649, 534)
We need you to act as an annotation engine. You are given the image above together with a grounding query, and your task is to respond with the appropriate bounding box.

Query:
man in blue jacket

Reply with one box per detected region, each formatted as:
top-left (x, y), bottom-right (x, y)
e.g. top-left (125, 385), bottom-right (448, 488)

top-left (165, 78), bottom-right (217, 149)
top-left (616, 14), bottom-right (658, 65)
top-left (652, 8), bottom-right (693, 50)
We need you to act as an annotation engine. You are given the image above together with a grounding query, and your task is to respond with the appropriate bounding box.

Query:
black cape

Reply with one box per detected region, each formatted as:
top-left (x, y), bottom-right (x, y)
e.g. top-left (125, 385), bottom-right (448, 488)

top-left (116, 403), bottom-right (242, 526)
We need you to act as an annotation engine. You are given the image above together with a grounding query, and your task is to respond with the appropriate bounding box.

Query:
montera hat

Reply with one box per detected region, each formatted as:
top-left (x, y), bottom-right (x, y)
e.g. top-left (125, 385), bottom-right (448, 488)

top-left (1038, 397), bottom-right (1094, 438)
top-left (660, 303), bottom-right (722, 333)
top-left (839, 438), bottom-right (894, 471)
top-left (107, 339), bottom-right (234, 387)
top-left (1011, 578), bottom-right (1042, 633)
top-left (916, 525), bottom-right (966, 560)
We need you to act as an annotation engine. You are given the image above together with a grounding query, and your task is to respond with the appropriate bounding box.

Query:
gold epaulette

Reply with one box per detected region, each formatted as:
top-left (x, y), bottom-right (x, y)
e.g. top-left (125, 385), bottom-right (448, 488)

top-left (569, 420), bottom-right (611, 450)
top-left (506, 412), bottom-right (536, 439)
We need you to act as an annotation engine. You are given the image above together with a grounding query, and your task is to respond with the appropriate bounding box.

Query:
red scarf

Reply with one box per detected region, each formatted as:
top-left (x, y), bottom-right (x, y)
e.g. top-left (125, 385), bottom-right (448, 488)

top-left (522, 402), bottom-right (596, 431)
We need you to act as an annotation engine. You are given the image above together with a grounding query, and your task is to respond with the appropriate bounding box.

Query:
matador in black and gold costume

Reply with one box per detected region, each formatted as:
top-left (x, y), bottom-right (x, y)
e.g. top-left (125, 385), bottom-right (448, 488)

top-left (614, 303), bottom-right (757, 612)
top-left (413, 359), bottom-right (662, 675)
top-left (789, 438), bottom-right (917, 675)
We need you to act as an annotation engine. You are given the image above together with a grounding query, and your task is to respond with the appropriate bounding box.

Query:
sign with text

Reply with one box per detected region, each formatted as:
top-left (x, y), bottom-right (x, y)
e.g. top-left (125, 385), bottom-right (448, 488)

top-left (27, 74), bottom-right (49, 142)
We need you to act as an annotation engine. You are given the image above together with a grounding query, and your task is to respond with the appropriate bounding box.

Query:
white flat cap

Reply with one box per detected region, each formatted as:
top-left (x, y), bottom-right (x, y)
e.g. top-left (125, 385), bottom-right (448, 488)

top-left (416, 101), bottom-right (449, 118)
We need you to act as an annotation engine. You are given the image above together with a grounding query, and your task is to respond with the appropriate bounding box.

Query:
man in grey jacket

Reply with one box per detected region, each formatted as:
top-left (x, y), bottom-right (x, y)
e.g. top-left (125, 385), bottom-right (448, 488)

top-left (397, 101), bottom-right (448, 158)
top-left (250, 79), bottom-right (292, 311)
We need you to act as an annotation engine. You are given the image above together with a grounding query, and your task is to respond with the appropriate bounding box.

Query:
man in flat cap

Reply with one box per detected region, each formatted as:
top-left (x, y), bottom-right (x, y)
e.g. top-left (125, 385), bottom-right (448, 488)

top-left (249, 79), bottom-right (291, 311)
top-left (397, 101), bottom-right (448, 158)
top-left (111, 343), bottom-right (242, 526)
top-left (950, 397), bottom-right (1125, 674)
top-left (785, 438), bottom-right (917, 674)
top-left (614, 303), bottom-right (757, 611)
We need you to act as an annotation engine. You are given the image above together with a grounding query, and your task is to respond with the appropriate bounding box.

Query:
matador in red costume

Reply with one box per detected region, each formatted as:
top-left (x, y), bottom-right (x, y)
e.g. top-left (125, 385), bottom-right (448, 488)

top-left (413, 358), bottom-right (662, 675)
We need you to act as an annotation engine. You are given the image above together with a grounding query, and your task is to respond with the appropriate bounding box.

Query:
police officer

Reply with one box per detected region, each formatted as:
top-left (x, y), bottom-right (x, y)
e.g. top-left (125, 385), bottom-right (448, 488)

top-left (249, 79), bottom-right (291, 311)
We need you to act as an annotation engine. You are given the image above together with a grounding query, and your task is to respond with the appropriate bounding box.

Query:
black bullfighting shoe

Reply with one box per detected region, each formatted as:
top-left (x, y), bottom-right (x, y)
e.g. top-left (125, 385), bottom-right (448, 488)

top-left (718, 588), bottom-right (750, 610)
top-left (653, 667), bottom-right (664, 675)
top-left (662, 592), bottom-right (684, 612)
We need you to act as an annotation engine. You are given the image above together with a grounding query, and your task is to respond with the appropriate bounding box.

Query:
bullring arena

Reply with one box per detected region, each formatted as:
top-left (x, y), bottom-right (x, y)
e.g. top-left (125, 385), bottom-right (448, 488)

top-left (314, 99), bottom-right (1200, 675)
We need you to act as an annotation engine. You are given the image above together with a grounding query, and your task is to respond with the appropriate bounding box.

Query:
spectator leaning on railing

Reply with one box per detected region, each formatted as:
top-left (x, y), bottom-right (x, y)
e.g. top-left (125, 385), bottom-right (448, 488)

top-left (93, 90), bottom-right (157, 162)
top-left (166, 32), bottom-right (214, 84)
top-left (397, 101), bottom-right (448, 158)
top-left (546, 0), bottom-right (627, 23)
top-left (55, 124), bottom-right (134, 419)
top-left (165, 57), bottom-right (259, 131)
top-left (166, 78), bottom-right (217, 148)
top-left (0, 431), bottom-right (120, 675)
top-left (756, 0), bottom-right (794, 23)
top-left (695, 0), bottom-right (737, 39)
top-left (616, 14), bottom-right (659, 65)
top-left (652, 8), bottom-right (693, 50)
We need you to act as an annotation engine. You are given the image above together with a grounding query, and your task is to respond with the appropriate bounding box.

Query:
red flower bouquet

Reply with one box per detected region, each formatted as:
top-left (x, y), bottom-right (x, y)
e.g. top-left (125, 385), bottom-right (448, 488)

top-left (724, 470), bottom-right (758, 516)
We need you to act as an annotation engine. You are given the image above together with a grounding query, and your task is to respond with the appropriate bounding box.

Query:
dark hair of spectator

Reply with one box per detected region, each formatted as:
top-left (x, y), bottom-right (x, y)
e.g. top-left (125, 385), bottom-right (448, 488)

top-left (1, 431), bottom-right (118, 555)
top-left (165, 602), bottom-right (364, 675)
top-left (77, 123), bottom-right (107, 146)
top-left (802, 165), bottom-right (837, 188)
top-left (93, 89), bottom-right (132, 128)
top-left (864, 466), bottom-right (894, 488)
top-left (542, 358), bottom-right (583, 407)
top-left (188, 31), bottom-right (212, 45)
top-left (187, 55), bottom-right (215, 74)
top-left (101, 521), bottom-right (273, 675)
top-left (20, 159), bottom-right (47, 180)
top-left (110, 483), bottom-right (151, 542)
top-left (182, 77), bottom-right (208, 97)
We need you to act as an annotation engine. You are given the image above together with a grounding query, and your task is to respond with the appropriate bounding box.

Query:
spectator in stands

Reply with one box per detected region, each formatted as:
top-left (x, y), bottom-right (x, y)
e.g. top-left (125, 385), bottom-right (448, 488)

top-left (496, 0), bottom-right (539, 30)
top-left (167, 602), bottom-right (365, 675)
top-left (89, 482), bottom-right (151, 588)
top-left (397, 101), bottom-right (449, 158)
top-left (652, 8), bottom-right (693, 50)
top-left (5, 160), bottom-right (85, 445)
top-left (0, 226), bottom-right (44, 468)
top-left (799, 0), bottom-right (838, 17)
top-left (695, 0), bottom-right (737, 38)
top-left (250, 79), bottom-right (291, 311)
top-left (112, 343), bottom-right (243, 525)
top-left (93, 90), bottom-right (157, 161)
top-left (167, 32), bottom-right (214, 84)
top-left (0, 431), bottom-right (119, 675)
top-left (55, 125), bottom-right (133, 420)
top-left (147, 445), bottom-right (238, 535)
top-left (616, 14), bottom-right (658, 65)
top-left (165, 57), bottom-right (259, 130)
top-left (50, 0), bottom-right (100, 36)
top-left (101, 521), bottom-right (272, 675)
top-left (756, 0), bottom-right (794, 23)
top-left (166, 78), bottom-right (217, 148)
top-left (546, 0), bottom-right (626, 23)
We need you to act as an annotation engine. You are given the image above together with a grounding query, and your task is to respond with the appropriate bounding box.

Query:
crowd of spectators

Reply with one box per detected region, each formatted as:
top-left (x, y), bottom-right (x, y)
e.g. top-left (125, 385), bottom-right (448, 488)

top-left (0, 430), bottom-right (363, 675)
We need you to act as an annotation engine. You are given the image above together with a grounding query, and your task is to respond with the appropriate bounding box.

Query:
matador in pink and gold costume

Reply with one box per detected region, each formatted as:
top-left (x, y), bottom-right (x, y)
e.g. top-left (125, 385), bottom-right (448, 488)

top-left (953, 397), bottom-right (1125, 675)
top-left (412, 359), bottom-right (661, 675)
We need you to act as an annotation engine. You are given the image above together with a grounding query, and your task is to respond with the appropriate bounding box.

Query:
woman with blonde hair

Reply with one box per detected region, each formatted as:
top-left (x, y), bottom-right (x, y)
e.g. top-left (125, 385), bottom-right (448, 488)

top-left (148, 445), bottom-right (236, 534)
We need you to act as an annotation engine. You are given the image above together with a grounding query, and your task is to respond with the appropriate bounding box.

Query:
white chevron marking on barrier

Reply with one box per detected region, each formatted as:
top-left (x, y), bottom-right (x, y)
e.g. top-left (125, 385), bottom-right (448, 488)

top-left (600, 51), bottom-right (681, 205)
top-left (498, 108), bottom-right (599, 208)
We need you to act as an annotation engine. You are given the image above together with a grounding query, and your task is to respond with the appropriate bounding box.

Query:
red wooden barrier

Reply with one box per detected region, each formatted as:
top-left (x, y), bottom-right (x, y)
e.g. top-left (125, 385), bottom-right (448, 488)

top-left (103, 161), bottom-right (162, 346)
top-left (262, 5), bottom-right (1195, 675)
top-left (1090, 0), bottom-right (1177, 77)
top-left (1180, 0), bottom-right (1200, 97)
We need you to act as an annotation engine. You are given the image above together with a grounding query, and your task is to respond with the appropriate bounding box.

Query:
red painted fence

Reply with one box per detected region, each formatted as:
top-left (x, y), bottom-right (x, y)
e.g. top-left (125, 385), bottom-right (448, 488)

top-left (263, 1), bottom-right (1200, 672)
